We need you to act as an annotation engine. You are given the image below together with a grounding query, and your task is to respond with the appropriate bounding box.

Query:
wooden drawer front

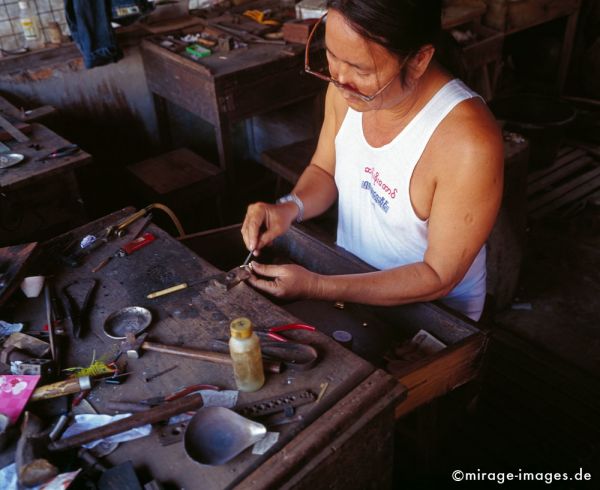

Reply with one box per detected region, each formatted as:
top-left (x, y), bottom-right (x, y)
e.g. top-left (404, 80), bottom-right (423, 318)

top-left (218, 67), bottom-right (325, 122)
top-left (141, 43), bottom-right (219, 124)
top-left (394, 333), bottom-right (487, 418)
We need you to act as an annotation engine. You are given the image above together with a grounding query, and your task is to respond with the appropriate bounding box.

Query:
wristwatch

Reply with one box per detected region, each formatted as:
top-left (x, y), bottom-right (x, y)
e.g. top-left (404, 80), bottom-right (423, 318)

top-left (276, 193), bottom-right (304, 223)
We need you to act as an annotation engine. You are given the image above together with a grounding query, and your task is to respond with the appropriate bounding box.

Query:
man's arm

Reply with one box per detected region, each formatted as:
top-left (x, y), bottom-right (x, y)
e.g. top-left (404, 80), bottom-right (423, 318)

top-left (250, 102), bottom-right (504, 305)
top-left (242, 84), bottom-right (345, 252)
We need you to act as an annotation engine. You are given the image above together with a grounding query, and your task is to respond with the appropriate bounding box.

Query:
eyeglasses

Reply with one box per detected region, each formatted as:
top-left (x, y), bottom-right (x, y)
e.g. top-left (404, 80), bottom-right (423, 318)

top-left (304, 13), bottom-right (399, 102)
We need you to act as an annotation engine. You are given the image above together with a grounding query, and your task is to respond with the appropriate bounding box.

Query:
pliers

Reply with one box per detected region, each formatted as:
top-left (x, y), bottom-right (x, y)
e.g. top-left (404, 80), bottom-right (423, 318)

top-left (256, 323), bottom-right (316, 342)
top-left (62, 279), bottom-right (97, 338)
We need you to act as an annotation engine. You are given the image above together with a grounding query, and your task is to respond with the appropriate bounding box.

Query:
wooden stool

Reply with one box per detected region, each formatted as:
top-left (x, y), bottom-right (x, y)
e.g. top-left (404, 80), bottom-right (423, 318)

top-left (126, 148), bottom-right (226, 229)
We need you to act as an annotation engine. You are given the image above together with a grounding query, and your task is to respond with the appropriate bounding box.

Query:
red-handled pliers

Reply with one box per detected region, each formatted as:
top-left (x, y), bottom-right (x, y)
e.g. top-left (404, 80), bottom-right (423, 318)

top-left (260, 323), bottom-right (316, 342)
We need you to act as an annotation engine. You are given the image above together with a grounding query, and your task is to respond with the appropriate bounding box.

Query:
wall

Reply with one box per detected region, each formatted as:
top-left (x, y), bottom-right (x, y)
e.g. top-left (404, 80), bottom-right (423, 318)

top-left (0, 0), bottom-right (67, 52)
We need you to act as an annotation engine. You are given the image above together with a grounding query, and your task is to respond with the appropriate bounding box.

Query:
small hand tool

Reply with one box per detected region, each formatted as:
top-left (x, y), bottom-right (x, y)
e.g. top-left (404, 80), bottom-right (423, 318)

top-left (242, 249), bottom-right (254, 268)
top-left (121, 332), bottom-right (282, 373)
top-left (49, 394), bottom-right (204, 452)
top-left (146, 265), bottom-right (251, 299)
top-left (44, 283), bottom-right (56, 362)
top-left (211, 336), bottom-right (318, 371)
top-left (62, 279), bottom-right (97, 338)
top-left (147, 248), bottom-right (254, 298)
top-left (255, 323), bottom-right (316, 342)
top-left (36, 144), bottom-right (80, 162)
top-left (243, 9), bottom-right (280, 26)
top-left (143, 364), bottom-right (178, 382)
top-left (92, 232), bottom-right (156, 272)
top-left (106, 384), bottom-right (220, 413)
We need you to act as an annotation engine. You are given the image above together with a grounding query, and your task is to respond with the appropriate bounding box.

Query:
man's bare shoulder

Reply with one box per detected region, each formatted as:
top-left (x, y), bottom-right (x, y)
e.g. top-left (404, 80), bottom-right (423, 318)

top-left (325, 84), bottom-right (350, 133)
top-left (431, 97), bottom-right (503, 173)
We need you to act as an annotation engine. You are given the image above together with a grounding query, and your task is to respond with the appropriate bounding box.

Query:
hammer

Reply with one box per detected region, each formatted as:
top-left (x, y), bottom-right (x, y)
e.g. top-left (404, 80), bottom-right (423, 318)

top-left (121, 333), bottom-right (281, 374)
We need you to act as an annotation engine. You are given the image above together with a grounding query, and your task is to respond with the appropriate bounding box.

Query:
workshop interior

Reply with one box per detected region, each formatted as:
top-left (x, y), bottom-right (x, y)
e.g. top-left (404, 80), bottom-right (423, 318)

top-left (0, 0), bottom-right (598, 488)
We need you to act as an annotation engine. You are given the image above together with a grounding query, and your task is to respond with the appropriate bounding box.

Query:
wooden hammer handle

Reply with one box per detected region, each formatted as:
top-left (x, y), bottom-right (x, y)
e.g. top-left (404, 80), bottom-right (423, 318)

top-left (49, 394), bottom-right (203, 452)
top-left (141, 341), bottom-right (281, 373)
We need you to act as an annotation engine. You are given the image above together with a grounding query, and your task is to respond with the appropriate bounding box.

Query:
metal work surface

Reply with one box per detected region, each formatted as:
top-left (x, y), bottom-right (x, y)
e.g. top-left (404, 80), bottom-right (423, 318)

top-left (12, 209), bottom-right (374, 489)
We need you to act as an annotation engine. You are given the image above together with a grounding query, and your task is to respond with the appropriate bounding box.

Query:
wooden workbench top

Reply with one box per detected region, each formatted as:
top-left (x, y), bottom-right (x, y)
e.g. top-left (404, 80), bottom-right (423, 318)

top-left (12, 209), bottom-right (375, 489)
top-left (0, 123), bottom-right (91, 192)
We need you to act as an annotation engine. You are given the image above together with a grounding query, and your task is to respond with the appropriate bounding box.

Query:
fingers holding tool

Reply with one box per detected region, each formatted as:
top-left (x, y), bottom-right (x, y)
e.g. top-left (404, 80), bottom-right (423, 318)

top-left (241, 202), bottom-right (297, 256)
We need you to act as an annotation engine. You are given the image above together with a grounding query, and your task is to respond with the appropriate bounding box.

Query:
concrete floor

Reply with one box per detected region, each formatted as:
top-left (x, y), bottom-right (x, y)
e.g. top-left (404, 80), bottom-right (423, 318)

top-left (394, 192), bottom-right (600, 487)
top-left (494, 202), bottom-right (600, 378)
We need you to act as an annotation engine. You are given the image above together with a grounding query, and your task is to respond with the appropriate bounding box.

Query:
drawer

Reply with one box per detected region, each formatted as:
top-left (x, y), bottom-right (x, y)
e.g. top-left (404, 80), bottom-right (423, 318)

top-left (181, 224), bottom-right (489, 419)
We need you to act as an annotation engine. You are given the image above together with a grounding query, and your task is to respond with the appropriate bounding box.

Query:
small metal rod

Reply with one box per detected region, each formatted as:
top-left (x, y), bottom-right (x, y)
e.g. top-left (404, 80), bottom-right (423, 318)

top-left (44, 282), bottom-right (56, 361)
top-left (242, 249), bottom-right (254, 267)
top-left (144, 365), bottom-right (178, 382)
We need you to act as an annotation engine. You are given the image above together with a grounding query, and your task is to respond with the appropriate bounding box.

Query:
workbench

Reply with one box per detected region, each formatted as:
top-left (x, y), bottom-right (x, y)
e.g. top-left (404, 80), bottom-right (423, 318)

top-left (140, 31), bottom-right (325, 181)
top-left (0, 96), bottom-right (92, 246)
top-left (6, 209), bottom-right (404, 489)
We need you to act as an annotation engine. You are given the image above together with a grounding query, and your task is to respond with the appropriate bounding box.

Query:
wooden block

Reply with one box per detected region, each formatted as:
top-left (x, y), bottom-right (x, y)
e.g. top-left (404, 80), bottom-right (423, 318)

top-left (282, 18), bottom-right (319, 44)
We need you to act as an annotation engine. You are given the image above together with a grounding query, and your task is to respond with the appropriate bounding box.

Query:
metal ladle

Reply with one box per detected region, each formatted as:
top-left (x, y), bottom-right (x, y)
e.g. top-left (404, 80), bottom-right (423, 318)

top-left (184, 407), bottom-right (266, 466)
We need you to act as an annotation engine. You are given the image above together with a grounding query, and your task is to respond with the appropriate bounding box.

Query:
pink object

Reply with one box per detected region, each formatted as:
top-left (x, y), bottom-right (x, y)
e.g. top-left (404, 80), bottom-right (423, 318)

top-left (0, 375), bottom-right (41, 424)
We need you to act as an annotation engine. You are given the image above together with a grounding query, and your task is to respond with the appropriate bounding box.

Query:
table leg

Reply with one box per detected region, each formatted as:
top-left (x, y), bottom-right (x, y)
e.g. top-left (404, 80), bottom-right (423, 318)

top-left (215, 115), bottom-right (235, 184)
top-left (152, 93), bottom-right (172, 152)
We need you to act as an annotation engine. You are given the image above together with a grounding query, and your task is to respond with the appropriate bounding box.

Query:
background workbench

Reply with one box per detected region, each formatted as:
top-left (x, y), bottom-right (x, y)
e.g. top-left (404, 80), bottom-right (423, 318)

top-left (141, 36), bottom-right (325, 182)
top-left (0, 94), bottom-right (92, 246)
top-left (10, 209), bottom-right (403, 489)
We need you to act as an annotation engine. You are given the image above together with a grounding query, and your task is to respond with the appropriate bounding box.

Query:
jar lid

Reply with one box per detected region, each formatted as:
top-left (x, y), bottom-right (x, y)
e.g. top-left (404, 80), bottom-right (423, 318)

top-left (230, 317), bottom-right (253, 339)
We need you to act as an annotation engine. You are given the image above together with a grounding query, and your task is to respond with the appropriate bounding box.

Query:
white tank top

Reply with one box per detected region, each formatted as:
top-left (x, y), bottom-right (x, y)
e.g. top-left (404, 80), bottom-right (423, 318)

top-left (334, 79), bottom-right (487, 321)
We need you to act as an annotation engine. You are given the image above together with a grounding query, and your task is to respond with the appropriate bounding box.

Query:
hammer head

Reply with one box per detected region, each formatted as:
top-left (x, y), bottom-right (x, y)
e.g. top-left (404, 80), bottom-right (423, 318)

top-left (121, 332), bottom-right (147, 359)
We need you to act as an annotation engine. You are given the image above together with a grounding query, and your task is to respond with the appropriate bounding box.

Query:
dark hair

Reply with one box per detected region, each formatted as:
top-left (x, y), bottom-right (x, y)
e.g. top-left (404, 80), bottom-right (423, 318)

top-left (326, 0), bottom-right (442, 60)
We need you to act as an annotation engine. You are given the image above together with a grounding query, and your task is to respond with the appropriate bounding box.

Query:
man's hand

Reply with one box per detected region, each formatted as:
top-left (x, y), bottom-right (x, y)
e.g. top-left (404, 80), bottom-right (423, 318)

top-left (248, 262), bottom-right (321, 300)
top-left (241, 202), bottom-right (298, 256)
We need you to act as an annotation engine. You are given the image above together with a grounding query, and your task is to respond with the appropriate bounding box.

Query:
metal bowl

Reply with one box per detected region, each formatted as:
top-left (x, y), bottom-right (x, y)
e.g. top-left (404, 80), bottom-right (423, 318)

top-left (103, 306), bottom-right (152, 339)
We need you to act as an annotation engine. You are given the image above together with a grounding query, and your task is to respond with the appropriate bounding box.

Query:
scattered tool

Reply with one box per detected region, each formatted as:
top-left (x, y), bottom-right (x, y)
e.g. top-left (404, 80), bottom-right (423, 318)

top-left (255, 323), bottom-right (316, 342)
top-left (235, 389), bottom-right (316, 418)
top-left (143, 364), bottom-right (178, 382)
top-left (92, 232), bottom-right (156, 272)
top-left (147, 249), bottom-right (254, 299)
top-left (43, 283), bottom-right (56, 362)
top-left (16, 412), bottom-right (58, 487)
top-left (49, 393), bottom-right (204, 452)
top-left (121, 332), bottom-right (281, 373)
top-left (212, 336), bottom-right (318, 371)
top-left (146, 266), bottom-right (251, 299)
top-left (242, 249), bottom-right (254, 267)
top-left (30, 376), bottom-right (92, 402)
top-left (243, 9), bottom-right (280, 26)
top-left (62, 279), bottom-right (97, 338)
top-left (107, 383), bottom-right (221, 413)
top-left (103, 306), bottom-right (152, 339)
top-left (185, 407), bottom-right (267, 466)
top-left (36, 144), bottom-right (80, 162)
